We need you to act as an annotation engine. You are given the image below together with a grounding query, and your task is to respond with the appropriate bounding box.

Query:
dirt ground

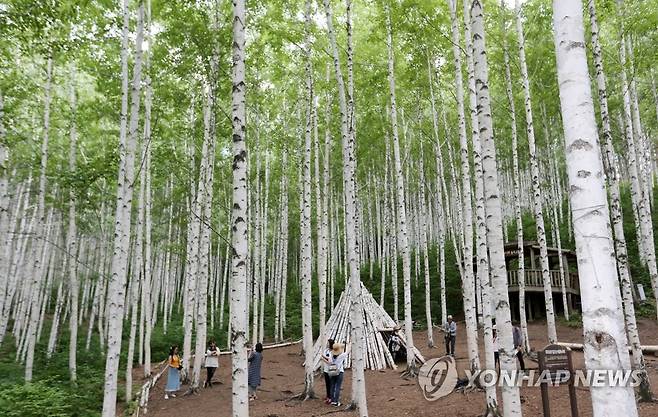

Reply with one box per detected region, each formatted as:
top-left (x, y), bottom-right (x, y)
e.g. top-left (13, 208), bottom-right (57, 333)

top-left (142, 319), bottom-right (658, 417)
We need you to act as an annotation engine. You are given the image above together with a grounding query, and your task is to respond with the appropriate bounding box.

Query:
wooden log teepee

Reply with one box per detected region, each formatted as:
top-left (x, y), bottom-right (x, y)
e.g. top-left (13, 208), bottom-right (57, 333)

top-left (310, 282), bottom-right (425, 371)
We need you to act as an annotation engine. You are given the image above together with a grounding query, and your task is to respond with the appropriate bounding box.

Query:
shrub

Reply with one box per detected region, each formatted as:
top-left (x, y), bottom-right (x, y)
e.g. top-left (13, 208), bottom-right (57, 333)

top-left (0, 380), bottom-right (72, 417)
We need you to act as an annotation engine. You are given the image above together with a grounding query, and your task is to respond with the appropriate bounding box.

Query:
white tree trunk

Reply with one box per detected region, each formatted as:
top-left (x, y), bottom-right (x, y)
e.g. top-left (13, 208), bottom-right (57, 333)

top-left (501, 3), bottom-right (529, 352)
top-left (385, 6), bottom-right (416, 378)
top-left (616, 1), bottom-right (658, 315)
top-left (0, 89), bottom-right (10, 349)
top-left (448, 0), bottom-right (479, 373)
top-left (67, 68), bottom-right (79, 381)
top-left (230, 0), bottom-right (249, 412)
top-left (470, 2), bottom-right (522, 416)
top-left (588, 0), bottom-right (653, 401)
top-left (324, 0), bottom-right (368, 411)
top-left (418, 149), bottom-right (433, 348)
top-left (515, 0), bottom-right (557, 343)
top-left (301, 0), bottom-right (315, 396)
top-left (24, 55), bottom-right (53, 383)
top-left (101, 1), bottom-right (143, 414)
top-left (192, 88), bottom-right (216, 390)
top-left (552, 1), bottom-right (638, 415)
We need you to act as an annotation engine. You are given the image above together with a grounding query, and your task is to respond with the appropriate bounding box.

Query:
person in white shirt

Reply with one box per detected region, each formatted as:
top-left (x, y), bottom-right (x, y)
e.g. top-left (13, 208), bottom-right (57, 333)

top-left (320, 339), bottom-right (335, 404)
top-left (328, 343), bottom-right (349, 407)
top-left (204, 340), bottom-right (220, 388)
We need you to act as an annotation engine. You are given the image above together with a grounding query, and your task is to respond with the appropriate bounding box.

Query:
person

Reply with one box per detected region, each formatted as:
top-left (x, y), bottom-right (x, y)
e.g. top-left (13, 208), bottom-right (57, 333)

top-left (444, 315), bottom-right (456, 356)
top-left (388, 333), bottom-right (401, 362)
top-left (492, 326), bottom-right (499, 370)
top-left (320, 339), bottom-right (335, 404)
top-left (165, 345), bottom-right (182, 399)
top-left (328, 342), bottom-right (349, 407)
top-left (513, 323), bottom-right (526, 372)
top-left (248, 342), bottom-right (263, 401)
top-left (204, 340), bottom-right (219, 388)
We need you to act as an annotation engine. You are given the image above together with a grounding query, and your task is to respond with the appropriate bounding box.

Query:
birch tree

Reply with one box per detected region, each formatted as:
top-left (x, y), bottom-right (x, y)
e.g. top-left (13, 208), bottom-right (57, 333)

top-left (385, 4), bottom-right (416, 378)
top-left (515, 0), bottom-right (557, 343)
top-left (470, 1), bottom-right (521, 415)
top-left (101, 1), bottom-right (144, 414)
top-left (323, 0), bottom-right (368, 411)
top-left (300, 0), bottom-right (315, 398)
top-left (448, 0), bottom-right (479, 373)
top-left (552, 1), bottom-right (638, 415)
top-left (24, 55), bottom-right (53, 383)
top-left (588, 0), bottom-right (652, 401)
top-left (230, 0), bottom-right (249, 412)
top-left (501, 1), bottom-right (529, 352)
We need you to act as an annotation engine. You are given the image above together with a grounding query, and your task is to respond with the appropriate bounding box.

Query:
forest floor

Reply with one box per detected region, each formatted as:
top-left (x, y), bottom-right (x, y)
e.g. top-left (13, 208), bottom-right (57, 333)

top-left (142, 319), bottom-right (658, 417)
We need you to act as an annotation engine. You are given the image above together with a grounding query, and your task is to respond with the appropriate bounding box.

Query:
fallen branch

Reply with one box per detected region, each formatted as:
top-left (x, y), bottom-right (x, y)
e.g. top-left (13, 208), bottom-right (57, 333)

top-left (557, 342), bottom-right (658, 354)
top-left (217, 339), bottom-right (302, 355)
top-left (133, 360), bottom-right (169, 417)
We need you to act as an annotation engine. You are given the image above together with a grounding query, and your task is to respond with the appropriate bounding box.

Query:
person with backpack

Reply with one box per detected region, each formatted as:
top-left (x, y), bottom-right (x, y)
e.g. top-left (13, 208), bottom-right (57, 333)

top-left (204, 340), bottom-right (219, 388)
top-left (328, 342), bottom-right (348, 407)
top-left (248, 342), bottom-right (263, 401)
top-left (320, 339), bottom-right (335, 404)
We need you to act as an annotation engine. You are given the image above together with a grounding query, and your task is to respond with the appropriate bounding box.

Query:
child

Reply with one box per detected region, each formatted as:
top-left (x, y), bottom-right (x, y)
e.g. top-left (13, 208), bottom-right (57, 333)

top-left (248, 342), bottom-right (263, 401)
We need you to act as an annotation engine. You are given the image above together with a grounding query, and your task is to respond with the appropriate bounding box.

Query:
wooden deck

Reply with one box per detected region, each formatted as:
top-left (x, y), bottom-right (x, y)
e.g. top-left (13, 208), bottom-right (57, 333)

top-left (507, 269), bottom-right (580, 294)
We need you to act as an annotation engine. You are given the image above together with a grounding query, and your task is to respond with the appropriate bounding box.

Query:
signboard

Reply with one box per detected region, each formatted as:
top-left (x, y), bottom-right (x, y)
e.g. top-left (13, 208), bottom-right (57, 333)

top-left (637, 284), bottom-right (647, 302)
top-left (538, 344), bottom-right (579, 417)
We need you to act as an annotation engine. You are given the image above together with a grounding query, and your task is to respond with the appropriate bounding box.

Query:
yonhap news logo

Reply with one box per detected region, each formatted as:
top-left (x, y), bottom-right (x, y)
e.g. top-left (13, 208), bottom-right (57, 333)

top-left (418, 356), bottom-right (642, 401)
top-left (417, 355), bottom-right (458, 401)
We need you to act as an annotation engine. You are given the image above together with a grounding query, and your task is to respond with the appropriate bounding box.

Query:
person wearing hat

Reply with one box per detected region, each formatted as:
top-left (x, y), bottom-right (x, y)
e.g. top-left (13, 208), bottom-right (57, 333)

top-left (444, 315), bottom-right (456, 356)
top-left (328, 342), bottom-right (348, 407)
top-left (320, 339), bottom-right (335, 404)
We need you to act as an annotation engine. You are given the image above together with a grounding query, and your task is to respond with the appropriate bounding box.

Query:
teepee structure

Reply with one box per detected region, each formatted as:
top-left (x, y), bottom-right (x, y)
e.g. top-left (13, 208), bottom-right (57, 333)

top-left (310, 283), bottom-right (425, 371)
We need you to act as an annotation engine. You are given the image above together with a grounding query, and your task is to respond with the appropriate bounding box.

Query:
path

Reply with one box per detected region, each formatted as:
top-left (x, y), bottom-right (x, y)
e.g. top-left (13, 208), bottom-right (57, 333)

top-left (142, 320), bottom-right (658, 417)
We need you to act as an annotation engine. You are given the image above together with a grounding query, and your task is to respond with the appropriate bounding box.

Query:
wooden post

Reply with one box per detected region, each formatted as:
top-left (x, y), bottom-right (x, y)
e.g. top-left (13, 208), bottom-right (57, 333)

top-left (567, 349), bottom-right (579, 417)
top-left (538, 350), bottom-right (551, 417)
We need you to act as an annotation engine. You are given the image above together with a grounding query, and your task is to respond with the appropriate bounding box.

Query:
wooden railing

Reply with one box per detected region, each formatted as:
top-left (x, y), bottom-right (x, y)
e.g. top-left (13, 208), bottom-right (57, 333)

top-left (508, 269), bottom-right (579, 293)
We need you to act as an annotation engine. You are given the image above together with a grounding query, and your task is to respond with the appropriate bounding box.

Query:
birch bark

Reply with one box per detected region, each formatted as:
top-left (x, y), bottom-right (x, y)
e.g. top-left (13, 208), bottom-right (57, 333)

top-left (67, 68), bottom-right (79, 381)
top-left (470, 1), bottom-right (521, 415)
top-left (385, 5), bottom-right (416, 378)
top-left (501, 3), bottom-right (529, 351)
top-left (301, 0), bottom-right (315, 396)
top-left (588, 0), bottom-right (653, 401)
top-left (101, 1), bottom-right (143, 414)
top-left (553, 1), bottom-right (638, 414)
top-left (515, 0), bottom-right (557, 343)
top-left (230, 0), bottom-right (249, 412)
top-left (448, 0), bottom-right (479, 373)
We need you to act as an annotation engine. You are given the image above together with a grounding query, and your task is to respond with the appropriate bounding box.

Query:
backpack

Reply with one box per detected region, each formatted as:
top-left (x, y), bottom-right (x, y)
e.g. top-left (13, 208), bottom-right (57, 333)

top-left (327, 364), bottom-right (340, 377)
